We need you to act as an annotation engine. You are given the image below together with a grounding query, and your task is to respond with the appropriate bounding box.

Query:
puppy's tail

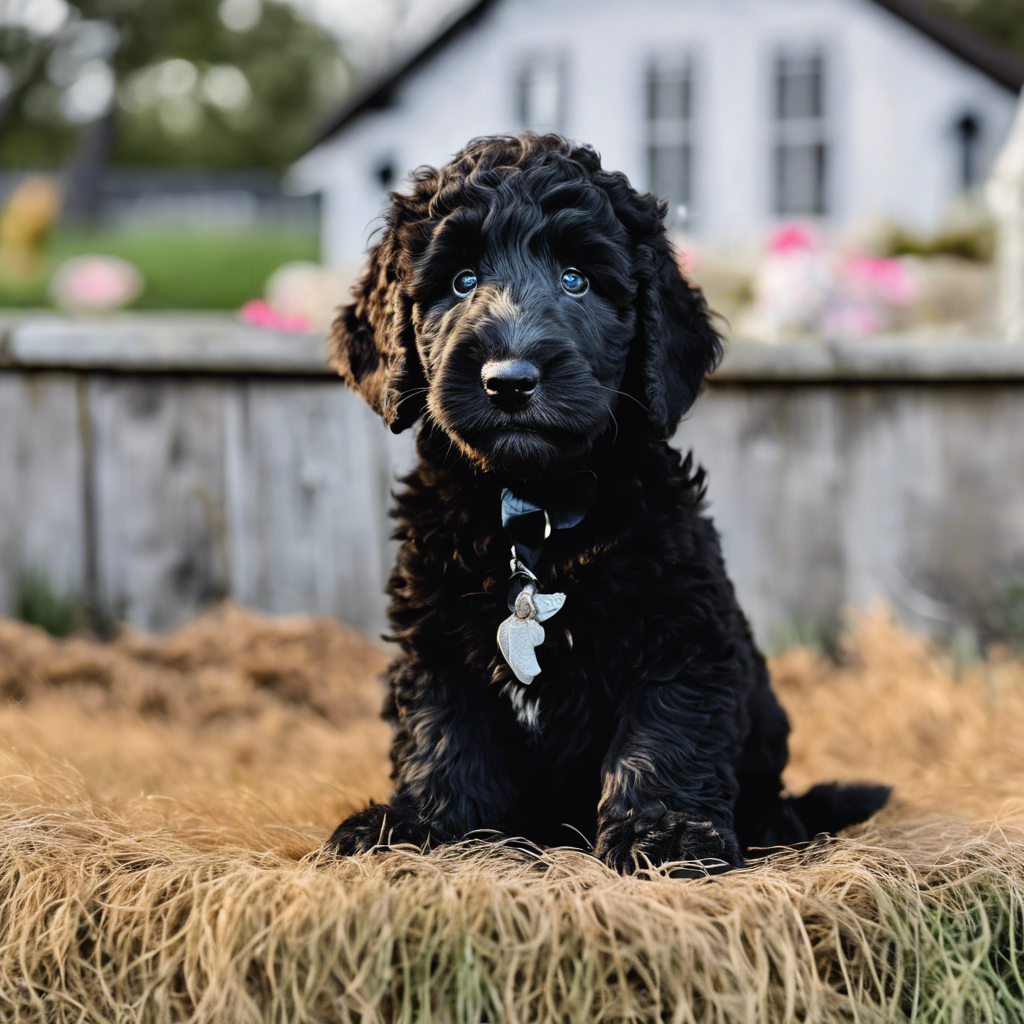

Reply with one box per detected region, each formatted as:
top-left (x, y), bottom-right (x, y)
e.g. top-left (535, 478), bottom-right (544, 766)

top-left (790, 782), bottom-right (891, 838)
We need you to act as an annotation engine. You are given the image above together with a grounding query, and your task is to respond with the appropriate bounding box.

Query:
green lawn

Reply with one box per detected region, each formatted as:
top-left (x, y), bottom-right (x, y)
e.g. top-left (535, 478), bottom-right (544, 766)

top-left (0, 226), bottom-right (320, 310)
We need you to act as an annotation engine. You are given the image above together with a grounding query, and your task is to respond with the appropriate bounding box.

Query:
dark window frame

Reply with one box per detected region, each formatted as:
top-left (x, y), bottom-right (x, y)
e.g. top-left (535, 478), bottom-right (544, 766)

top-left (645, 55), bottom-right (696, 228)
top-left (516, 52), bottom-right (567, 135)
top-left (772, 49), bottom-right (829, 217)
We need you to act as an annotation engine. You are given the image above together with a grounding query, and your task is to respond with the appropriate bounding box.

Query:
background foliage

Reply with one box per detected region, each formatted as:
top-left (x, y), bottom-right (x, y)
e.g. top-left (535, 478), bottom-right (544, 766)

top-left (933, 0), bottom-right (1024, 54)
top-left (0, 0), bottom-right (346, 171)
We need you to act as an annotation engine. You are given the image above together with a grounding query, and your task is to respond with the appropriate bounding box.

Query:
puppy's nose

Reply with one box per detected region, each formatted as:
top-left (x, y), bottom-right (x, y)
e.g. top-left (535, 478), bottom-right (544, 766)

top-left (481, 359), bottom-right (540, 411)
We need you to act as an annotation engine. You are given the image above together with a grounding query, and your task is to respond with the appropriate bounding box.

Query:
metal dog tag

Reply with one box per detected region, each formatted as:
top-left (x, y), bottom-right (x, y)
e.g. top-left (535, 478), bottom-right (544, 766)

top-left (496, 583), bottom-right (565, 685)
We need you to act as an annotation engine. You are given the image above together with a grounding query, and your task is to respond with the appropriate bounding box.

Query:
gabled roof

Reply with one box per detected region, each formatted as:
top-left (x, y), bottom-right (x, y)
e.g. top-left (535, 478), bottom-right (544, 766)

top-left (312, 0), bottom-right (499, 146)
top-left (312, 0), bottom-right (1024, 148)
top-left (869, 0), bottom-right (1024, 91)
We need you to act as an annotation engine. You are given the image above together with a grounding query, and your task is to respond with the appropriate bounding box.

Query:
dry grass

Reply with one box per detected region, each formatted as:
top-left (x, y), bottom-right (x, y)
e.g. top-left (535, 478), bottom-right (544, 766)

top-left (0, 603), bottom-right (1023, 1023)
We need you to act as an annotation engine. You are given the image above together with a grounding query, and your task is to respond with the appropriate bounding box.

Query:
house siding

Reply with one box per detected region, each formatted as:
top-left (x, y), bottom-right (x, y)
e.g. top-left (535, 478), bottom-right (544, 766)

top-left (291, 0), bottom-right (1018, 264)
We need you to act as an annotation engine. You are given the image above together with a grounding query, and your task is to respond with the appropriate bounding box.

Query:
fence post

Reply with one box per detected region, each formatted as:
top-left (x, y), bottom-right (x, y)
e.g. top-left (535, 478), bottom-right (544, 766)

top-left (988, 88), bottom-right (1024, 343)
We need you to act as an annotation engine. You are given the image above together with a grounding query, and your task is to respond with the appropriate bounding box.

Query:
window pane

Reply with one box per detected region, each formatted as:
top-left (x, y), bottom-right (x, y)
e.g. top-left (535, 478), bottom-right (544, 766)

top-left (647, 65), bottom-right (690, 122)
top-left (649, 143), bottom-right (691, 206)
top-left (776, 54), bottom-right (823, 120)
top-left (774, 142), bottom-right (826, 215)
top-left (519, 58), bottom-right (562, 133)
top-left (772, 51), bottom-right (827, 216)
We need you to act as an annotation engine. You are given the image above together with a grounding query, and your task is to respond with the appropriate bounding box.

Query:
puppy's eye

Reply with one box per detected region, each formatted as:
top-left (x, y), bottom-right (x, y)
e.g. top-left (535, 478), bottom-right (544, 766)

top-left (560, 268), bottom-right (589, 296)
top-left (452, 269), bottom-right (477, 298)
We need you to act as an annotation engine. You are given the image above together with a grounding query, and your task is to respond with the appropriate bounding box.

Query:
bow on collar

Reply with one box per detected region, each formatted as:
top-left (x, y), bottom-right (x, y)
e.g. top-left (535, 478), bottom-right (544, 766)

top-left (500, 488), bottom-right (587, 571)
top-left (499, 471), bottom-right (594, 611)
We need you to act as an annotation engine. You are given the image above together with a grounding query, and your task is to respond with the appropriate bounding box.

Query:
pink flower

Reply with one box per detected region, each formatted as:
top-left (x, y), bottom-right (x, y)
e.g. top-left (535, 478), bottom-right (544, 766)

top-left (843, 256), bottom-right (915, 305)
top-left (766, 223), bottom-right (819, 255)
top-left (238, 299), bottom-right (310, 332)
top-left (49, 255), bottom-right (144, 311)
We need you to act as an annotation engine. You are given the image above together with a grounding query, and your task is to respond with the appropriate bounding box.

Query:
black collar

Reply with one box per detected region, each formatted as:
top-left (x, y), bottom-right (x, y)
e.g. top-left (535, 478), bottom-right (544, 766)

top-left (500, 470), bottom-right (595, 573)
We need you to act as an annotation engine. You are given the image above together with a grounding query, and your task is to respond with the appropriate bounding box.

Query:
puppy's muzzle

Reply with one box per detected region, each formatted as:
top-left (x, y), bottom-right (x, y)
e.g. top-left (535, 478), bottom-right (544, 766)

top-left (481, 359), bottom-right (541, 412)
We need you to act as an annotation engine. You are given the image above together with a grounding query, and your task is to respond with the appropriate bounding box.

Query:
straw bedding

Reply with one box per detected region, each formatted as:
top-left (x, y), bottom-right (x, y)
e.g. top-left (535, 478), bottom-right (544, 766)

top-left (0, 604), bottom-right (1022, 1023)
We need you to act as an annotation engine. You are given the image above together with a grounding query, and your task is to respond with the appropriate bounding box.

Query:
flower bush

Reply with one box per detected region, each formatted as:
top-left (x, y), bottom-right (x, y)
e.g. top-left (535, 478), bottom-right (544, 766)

top-left (48, 254), bottom-right (144, 312)
top-left (736, 223), bottom-right (918, 341)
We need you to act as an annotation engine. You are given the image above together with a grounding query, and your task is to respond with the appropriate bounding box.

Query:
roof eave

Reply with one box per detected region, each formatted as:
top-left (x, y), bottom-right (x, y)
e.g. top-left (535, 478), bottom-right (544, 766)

top-left (868, 0), bottom-right (1024, 93)
top-left (311, 0), bottom-right (499, 148)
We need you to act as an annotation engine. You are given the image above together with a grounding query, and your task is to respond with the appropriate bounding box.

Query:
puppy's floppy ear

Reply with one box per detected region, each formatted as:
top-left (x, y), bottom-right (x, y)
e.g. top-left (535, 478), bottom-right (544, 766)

top-left (603, 177), bottom-right (723, 438)
top-left (329, 201), bottom-right (429, 434)
top-left (636, 218), bottom-right (723, 436)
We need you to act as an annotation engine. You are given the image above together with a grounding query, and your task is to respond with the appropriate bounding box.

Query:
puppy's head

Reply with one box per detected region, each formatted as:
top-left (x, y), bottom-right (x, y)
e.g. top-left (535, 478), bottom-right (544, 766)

top-left (330, 134), bottom-right (722, 474)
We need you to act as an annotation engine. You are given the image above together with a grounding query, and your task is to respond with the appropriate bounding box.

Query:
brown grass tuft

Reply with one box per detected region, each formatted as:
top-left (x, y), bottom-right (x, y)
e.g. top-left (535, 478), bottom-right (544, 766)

top-left (0, 603), bottom-right (1023, 1022)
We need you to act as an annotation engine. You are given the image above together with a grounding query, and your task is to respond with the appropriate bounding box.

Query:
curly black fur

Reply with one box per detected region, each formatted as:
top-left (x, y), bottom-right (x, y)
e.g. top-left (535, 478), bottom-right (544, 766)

top-left (327, 134), bottom-right (889, 874)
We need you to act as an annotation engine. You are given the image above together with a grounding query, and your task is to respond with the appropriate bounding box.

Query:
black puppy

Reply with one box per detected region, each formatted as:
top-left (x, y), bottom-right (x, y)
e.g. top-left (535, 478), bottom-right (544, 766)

top-left (327, 134), bottom-right (887, 873)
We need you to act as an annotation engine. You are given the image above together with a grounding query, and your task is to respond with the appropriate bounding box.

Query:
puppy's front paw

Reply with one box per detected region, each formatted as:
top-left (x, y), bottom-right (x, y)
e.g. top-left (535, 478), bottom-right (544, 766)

top-left (326, 801), bottom-right (445, 856)
top-left (596, 810), bottom-right (743, 876)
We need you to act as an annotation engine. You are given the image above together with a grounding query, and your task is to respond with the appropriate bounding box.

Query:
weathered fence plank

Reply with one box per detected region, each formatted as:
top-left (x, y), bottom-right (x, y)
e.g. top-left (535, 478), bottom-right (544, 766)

top-left (684, 384), bottom-right (1024, 642)
top-left (223, 381), bottom-right (414, 634)
top-left (0, 373), bottom-right (87, 616)
top-left (87, 376), bottom-right (231, 631)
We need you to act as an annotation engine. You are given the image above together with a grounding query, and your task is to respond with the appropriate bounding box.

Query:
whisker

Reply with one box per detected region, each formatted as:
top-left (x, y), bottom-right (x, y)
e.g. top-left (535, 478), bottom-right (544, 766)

top-left (595, 384), bottom-right (652, 416)
top-left (394, 387), bottom-right (430, 411)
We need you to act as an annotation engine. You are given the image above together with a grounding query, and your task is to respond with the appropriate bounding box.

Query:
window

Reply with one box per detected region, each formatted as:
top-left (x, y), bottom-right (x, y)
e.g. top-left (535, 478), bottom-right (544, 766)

top-left (953, 110), bottom-right (983, 190)
top-left (646, 57), bottom-right (695, 225)
top-left (374, 158), bottom-right (396, 190)
top-left (517, 54), bottom-right (565, 134)
top-left (772, 51), bottom-right (828, 216)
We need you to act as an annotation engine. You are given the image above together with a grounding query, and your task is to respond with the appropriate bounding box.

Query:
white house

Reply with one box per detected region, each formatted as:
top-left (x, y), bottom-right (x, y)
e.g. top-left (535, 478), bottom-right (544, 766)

top-left (291, 0), bottom-right (1024, 265)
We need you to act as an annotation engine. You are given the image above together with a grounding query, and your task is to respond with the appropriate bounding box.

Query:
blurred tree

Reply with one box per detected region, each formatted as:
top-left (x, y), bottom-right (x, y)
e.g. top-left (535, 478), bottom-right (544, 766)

top-left (0, 0), bottom-right (348, 175)
top-left (928, 0), bottom-right (1024, 53)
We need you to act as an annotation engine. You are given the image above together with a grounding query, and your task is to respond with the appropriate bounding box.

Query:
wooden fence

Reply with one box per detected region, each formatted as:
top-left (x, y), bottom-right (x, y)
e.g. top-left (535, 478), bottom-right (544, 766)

top-left (3, 312), bottom-right (1024, 647)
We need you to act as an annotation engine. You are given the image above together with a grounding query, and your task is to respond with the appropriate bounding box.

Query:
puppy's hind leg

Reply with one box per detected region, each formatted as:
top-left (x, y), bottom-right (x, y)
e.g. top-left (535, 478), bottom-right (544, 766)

top-left (734, 661), bottom-right (890, 855)
top-left (788, 782), bottom-right (891, 838)
top-left (733, 659), bottom-right (808, 854)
